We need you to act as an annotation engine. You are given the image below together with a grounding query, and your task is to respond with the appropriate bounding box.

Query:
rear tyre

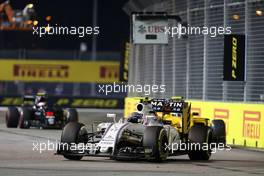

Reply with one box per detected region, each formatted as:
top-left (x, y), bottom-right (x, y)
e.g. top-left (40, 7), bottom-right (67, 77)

top-left (188, 125), bottom-right (212, 160)
top-left (19, 108), bottom-right (31, 129)
top-left (143, 126), bottom-right (168, 162)
top-left (6, 107), bottom-right (19, 128)
top-left (211, 120), bottom-right (226, 145)
top-left (66, 108), bottom-right (78, 122)
top-left (60, 122), bottom-right (86, 160)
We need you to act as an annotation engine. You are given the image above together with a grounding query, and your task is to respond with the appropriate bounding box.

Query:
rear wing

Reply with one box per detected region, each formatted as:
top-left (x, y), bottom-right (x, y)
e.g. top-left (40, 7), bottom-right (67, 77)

top-left (22, 95), bottom-right (35, 105)
top-left (23, 95), bottom-right (35, 101)
top-left (140, 98), bottom-right (185, 113)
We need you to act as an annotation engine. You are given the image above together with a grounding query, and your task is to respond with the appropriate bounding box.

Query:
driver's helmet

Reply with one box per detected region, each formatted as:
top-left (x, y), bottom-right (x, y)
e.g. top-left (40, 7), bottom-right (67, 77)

top-left (35, 93), bottom-right (47, 107)
top-left (127, 112), bottom-right (143, 123)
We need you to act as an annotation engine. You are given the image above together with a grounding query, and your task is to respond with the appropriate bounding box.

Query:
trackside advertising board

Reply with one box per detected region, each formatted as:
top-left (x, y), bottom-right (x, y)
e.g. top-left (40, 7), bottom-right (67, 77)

top-left (119, 42), bottom-right (130, 82)
top-left (132, 14), bottom-right (169, 44)
top-left (0, 96), bottom-right (124, 109)
top-left (223, 34), bottom-right (245, 81)
top-left (0, 59), bottom-right (119, 83)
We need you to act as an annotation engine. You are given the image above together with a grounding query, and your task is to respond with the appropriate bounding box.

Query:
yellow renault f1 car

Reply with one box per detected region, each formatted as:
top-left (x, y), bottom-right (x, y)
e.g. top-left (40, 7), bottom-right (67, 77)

top-left (57, 97), bottom-right (226, 161)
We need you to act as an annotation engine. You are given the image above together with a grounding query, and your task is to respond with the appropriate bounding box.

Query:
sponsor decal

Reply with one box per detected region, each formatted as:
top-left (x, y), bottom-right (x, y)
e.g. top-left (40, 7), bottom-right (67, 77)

top-left (100, 66), bottom-right (119, 79)
top-left (120, 42), bottom-right (130, 82)
top-left (223, 34), bottom-right (245, 81)
top-left (137, 24), bottom-right (166, 34)
top-left (0, 96), bottom-right (123, 109)
top-left (0, 59), bottom-right (119, 83)
top-left (132, 13), bottom-right (169, 44)
top-left (243, 111), bottom-right (261, 139)
top-left (13, 64), bottom-right (69, 78)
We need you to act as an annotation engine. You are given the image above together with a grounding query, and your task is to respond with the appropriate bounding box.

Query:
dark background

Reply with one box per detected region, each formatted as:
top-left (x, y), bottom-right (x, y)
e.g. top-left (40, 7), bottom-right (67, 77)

top-left (0, 0), bottom-right (130, 51)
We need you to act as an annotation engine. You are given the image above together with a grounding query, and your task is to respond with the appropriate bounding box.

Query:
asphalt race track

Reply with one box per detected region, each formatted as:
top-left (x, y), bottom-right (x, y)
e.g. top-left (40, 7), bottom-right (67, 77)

top-left (0, 109), bottom-right (264, 176)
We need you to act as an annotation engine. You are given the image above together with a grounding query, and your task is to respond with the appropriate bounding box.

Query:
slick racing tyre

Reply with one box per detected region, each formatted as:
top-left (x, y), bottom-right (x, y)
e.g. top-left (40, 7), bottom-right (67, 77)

top-left (211, 119), bottom-right (226, 145)
top-left (143, 126), bottom-right (168, 162)
top-left (60, 122), bottom-right (87, 160)
top-left (6, 107), bottom-right (19, 128)
top-left (188, 125), bottom-right (212, 160)
top-left (19, 107), bottom-right (31, 129)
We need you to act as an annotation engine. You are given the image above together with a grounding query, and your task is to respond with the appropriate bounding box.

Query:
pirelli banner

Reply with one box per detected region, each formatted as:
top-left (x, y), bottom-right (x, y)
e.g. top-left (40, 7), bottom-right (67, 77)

top-left (0, 59), bottom-right (119, 83)
top-left (190, 101), bottom-right (264, 149)
top-left (223, 34), bottom-right (246, 81)
top-left (0, 96), bottom-right (124, 109)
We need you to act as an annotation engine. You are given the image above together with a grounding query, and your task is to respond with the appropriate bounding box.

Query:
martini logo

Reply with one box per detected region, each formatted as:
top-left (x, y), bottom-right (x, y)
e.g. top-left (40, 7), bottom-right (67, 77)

top-left (243, 111), bottom-right (261, 139)
top-left (13, 64), bottom-right (69, 78)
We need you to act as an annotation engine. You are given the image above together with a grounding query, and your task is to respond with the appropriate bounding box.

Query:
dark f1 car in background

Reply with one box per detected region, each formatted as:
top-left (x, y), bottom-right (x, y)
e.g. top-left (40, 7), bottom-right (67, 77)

top-left (57, 97), bottom-right (226, 161)
top-left (5, 93), bottom-right (78, 129)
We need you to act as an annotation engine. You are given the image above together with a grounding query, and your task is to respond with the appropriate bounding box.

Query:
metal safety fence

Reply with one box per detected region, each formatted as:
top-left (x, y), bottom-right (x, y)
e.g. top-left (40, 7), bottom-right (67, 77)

top-left (127, 0), bottom-right (264, 102)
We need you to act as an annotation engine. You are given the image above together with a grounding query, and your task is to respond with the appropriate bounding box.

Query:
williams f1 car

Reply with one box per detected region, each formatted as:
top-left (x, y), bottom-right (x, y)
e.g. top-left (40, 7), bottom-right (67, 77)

top-left (5, 93), bottom-right (78, 129)
top-left (57, 97), bottom-right (226, 161)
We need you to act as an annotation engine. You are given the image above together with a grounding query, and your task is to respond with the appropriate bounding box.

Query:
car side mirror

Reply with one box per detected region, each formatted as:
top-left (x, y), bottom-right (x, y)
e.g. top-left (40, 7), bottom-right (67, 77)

top-left (107, 113), bottom-right (117, 123)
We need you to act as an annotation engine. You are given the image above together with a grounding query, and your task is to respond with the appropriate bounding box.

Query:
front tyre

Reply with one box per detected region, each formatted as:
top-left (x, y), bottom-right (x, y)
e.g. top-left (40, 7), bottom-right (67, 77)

top-left (188, 125), bottom-right (212, 160)
top-left (59, 122), bottom-right (86, 160)
top-left (143, 126), bottom-right (168, 162)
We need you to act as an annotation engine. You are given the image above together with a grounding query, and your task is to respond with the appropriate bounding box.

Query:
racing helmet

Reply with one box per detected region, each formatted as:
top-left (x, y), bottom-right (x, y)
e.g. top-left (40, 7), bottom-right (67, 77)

top-left (35, 93), bottom-right (47, 106)
top-left (127, 112), bottom-right (143, 123)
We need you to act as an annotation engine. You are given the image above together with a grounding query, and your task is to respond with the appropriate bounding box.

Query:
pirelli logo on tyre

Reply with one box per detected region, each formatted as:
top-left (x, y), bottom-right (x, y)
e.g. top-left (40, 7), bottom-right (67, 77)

top-left (13, 64), bottom-right (69, 79)
top-left (243, 111), bottom-right (261, 139)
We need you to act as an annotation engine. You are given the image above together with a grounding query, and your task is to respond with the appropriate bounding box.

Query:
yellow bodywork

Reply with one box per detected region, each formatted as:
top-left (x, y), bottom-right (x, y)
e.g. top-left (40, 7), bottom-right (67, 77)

top-left (126, 97), bottom-right (210, 135)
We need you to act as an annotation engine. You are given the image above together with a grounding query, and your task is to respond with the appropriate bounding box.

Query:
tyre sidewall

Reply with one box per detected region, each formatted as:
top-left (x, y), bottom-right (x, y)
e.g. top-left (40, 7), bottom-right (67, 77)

top-left (19, 108), bottom-right (31, 129)
top-left (60, 122), bottom-right (85, 160)
top-left (188, 125), bottom-right (212, 160)
top-left (143, 126), bottom-right (168, 161)
top-left (6, 107), bottom-right (19, 128)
